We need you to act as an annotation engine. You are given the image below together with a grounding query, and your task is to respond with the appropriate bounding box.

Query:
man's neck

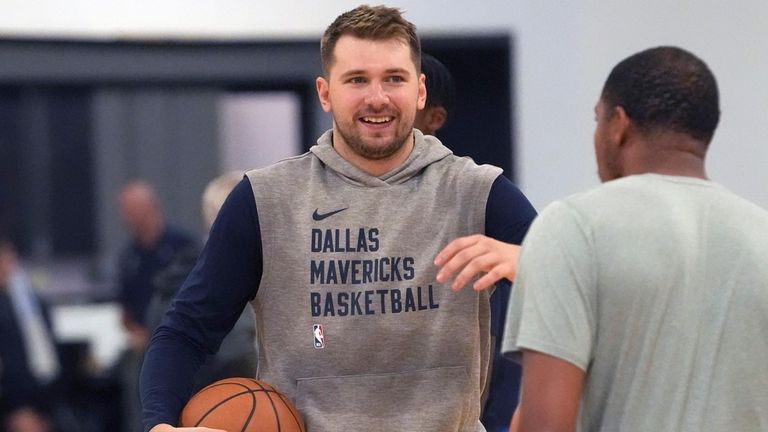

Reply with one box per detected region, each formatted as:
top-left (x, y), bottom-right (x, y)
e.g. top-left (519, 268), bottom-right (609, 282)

top-left (622, 133), bottom-right (708, 180)
top-left (331, 131), bottom-right (415, 177)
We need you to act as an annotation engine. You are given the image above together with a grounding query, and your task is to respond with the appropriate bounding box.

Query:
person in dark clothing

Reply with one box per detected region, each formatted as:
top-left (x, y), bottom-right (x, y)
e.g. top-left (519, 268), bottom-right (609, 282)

top-left (414, 53), bottom-right (456, 137)
top-left (0, 238), bottom-right (60, 432)
top-left (117, 180), bottom-right (198, 349)
top-left (116, 181), bottom-right (197, 432)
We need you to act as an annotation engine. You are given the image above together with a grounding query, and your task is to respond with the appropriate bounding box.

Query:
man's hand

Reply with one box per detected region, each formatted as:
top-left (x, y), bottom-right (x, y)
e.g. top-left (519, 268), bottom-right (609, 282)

top-left (150, 424), bottom-right (225, 432)
top-left (434, 234), bottom-right (521, 291)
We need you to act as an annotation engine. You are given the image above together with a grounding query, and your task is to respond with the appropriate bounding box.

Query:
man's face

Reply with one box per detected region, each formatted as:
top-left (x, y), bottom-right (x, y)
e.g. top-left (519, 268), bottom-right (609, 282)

top-left (317, 35), bottom-right (426, 162)
top-left (119, 194), bottom-right (147, 237)
top-left (593, 99), bottom-right (622, 182)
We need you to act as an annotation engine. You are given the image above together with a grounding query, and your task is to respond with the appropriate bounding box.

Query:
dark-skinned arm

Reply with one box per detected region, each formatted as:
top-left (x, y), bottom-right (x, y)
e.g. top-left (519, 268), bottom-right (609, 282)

top-left (514, 350), bottom-right (585, 432)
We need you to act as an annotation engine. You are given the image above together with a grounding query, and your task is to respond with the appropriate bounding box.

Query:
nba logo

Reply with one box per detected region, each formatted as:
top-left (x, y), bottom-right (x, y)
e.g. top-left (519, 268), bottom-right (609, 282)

top-left (313, 324), bottom-right (325, 349)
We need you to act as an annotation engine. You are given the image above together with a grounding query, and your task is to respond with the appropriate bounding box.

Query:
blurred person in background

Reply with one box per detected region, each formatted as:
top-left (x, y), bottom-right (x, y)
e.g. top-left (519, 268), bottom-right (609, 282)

top-left (413, 52), bottom-right (455, 137)
top-left (145, 172), bottom-right (257, 389)
top-left (0, 237), bottom-right (60, 432)
top-left (116, 181), bottom-right (198, 432)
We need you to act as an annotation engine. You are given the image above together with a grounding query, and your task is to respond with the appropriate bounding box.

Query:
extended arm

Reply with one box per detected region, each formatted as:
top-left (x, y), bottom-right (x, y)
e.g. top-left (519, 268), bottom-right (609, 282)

top-left (435, 234), bottom-right (521, 291)
top-left (501, 201), bottom-right (596, 432)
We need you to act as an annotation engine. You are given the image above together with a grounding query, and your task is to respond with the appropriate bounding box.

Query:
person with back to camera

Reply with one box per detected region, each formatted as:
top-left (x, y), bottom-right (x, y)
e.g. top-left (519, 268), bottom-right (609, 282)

top-left (117, 180), bottom-right (198, 432)
top-left (501, 46), bottom-right (768, 431)
top-left (140, 4), bottom-right (536, 432)
top-left (415, 52), bottom-right (530, 432)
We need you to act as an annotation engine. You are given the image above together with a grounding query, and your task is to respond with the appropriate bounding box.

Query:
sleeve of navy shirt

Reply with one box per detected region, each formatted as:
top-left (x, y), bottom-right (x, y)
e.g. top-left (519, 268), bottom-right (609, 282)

top-left (482, 174), bottom-right (537, 428)
top-left (485, 174), bottom-right (537, 337)
top-left (140, 178), bottom-right (262, 432)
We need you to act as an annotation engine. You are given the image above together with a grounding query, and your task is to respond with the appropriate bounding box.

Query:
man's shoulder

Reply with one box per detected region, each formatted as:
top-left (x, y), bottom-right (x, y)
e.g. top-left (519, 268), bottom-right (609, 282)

top-left (555, 176), bottom-right (654, 215)
top-left (529, 185), bottom-right (618, 238)
top-left (427, 153), bottom-right (504, 192)
top-left (245, 151), bottom-right (315, 176)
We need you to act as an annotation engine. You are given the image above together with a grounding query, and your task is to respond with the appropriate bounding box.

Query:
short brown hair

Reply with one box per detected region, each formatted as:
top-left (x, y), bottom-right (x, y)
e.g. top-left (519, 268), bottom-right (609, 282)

top-left (320, 4), bottom-right (421, 76)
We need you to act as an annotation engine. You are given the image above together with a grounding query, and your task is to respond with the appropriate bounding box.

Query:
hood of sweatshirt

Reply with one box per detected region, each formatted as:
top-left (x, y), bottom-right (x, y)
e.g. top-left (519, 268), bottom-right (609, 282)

top-left (309, 129), bottom-right (453, 187)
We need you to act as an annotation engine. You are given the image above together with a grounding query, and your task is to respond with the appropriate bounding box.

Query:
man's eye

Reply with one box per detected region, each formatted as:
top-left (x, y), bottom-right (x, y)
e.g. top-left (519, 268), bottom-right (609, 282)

top-left (349, 77), bottom-right (366, 84)
top-left (387, 76), bottom-right (405, 83)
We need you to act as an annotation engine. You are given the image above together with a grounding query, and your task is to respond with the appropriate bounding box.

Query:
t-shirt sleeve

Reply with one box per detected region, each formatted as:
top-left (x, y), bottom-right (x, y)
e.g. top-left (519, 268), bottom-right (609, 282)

top-left (501, 200), bottom-right (596, 372)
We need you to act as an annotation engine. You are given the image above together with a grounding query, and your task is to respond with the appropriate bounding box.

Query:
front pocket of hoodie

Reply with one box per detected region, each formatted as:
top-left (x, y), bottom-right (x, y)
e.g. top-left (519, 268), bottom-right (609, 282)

top-left (295, 366), bottom-right (471, 432)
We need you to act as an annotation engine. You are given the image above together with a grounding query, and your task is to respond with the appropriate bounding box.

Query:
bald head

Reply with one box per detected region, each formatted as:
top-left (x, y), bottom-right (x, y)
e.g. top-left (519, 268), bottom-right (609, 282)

top-left (119, 180), bottom-right (164, 247)
top-left (202, 172), bottom-right (241, 231)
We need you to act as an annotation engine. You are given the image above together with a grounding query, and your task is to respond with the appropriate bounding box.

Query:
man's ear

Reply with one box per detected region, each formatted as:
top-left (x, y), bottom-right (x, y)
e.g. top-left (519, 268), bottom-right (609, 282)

top-left (611, 105), bottom-right (631, 146)
top-left (316, 77), bottom-right (331, 113)
top-left (424, 106), bottom-right (448, 135)
top-left (417, 73), bottom-right (427, 110)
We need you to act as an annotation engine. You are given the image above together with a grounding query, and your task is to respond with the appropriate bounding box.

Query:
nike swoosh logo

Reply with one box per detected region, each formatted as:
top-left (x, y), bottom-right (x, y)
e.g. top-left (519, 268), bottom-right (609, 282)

top-left (312, 207), bottom-right (348, 221)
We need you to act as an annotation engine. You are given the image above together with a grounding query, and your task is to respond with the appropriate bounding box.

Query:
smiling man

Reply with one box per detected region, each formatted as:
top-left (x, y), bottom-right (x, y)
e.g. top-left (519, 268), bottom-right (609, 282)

top-left (316, 33), bottom-right (424, 174)
top-left (140, 5), bottom-right (536, 432)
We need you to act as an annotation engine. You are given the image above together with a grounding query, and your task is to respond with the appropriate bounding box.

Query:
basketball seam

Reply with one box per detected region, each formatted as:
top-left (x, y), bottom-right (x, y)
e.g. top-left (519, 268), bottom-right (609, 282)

top-left (252, 379), bottom-right (283, 432)
top-left (242, 386), bottom-right (257, 432)
top-left (245, 378), bottom-right (305, 432)
top-left (277, 393), bottom-right (306, 432)
top-left (193, 384), bottom-right (277, 427)
top-left (187, 378), bottom-right (304, 432)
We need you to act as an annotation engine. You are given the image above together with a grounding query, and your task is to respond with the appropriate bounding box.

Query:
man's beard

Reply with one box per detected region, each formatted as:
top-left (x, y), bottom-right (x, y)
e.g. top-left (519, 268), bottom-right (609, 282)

top-left (334, 115), bottom-right (412, 160)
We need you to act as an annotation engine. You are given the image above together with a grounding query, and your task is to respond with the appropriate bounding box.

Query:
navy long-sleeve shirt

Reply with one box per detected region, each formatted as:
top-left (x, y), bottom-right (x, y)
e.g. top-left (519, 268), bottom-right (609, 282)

top-left (140, 175), bottom-right (536, 431)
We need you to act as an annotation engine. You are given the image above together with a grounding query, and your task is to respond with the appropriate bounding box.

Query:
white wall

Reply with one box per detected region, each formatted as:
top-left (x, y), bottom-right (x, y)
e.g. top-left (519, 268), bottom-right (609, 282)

top-left (2, 0), bottom-right (766, 209)
top-left (218, 92), bottom-right (302, 172)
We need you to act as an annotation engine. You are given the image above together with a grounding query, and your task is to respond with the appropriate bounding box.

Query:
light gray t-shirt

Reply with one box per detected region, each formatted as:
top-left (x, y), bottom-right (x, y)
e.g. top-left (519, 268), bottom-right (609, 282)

top-left (503, 174), bottom-right (768, 431)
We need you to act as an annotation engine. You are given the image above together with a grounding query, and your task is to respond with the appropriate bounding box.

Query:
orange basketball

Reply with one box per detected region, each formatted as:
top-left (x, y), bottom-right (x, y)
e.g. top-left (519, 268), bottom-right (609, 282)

top-left (179, 377), bottom-right (305, 432)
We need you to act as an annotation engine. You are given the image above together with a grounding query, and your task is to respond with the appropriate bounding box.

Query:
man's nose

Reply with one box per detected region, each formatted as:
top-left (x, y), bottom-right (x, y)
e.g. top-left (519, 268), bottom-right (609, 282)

top-left (364, 82), bottom-right (389, 107)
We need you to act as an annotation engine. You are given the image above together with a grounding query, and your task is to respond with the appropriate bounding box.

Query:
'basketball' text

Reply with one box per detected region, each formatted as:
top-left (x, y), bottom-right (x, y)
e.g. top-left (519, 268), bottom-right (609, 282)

top-left (309, 285), bottom-right (439, 317)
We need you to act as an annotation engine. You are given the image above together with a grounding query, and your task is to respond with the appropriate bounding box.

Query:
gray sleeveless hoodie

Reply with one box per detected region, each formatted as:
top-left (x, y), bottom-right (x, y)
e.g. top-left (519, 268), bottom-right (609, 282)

top-left (246, 129), bottom-right (501, 432)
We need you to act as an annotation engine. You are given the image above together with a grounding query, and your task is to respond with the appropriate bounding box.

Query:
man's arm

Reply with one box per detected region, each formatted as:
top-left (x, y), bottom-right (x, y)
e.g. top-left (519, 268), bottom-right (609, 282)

top-left (141, 178), bottom-right (262, 432)
top-left (501, 200), bottom-right (596, 432)
top-left (514, 350), bottom-right (585, 432)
